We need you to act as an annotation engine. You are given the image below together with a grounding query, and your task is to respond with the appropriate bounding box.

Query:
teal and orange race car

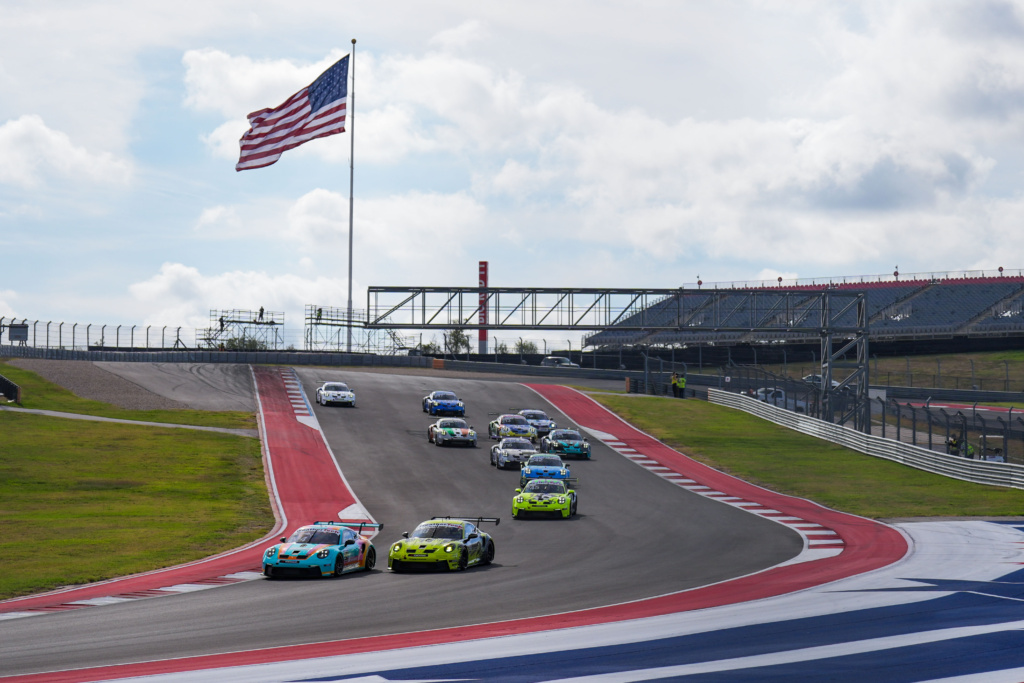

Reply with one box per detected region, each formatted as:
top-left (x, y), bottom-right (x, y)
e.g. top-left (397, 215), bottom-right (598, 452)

top-left (263, 521), bottom-right (382, 579)
top-left (512, 478), bottom-right (577, 519)
top-left (388, 517), bottom-right (498, 572)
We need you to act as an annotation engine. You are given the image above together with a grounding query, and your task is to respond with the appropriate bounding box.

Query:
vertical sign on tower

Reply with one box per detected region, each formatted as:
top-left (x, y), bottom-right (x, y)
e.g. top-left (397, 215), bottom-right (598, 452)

top-left (478, 261), bottom-right (488, 355)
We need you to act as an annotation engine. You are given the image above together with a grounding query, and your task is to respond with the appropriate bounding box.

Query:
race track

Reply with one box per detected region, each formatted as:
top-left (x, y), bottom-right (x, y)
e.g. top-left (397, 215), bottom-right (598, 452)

top-left (0, 367), bottom-right (802, 677)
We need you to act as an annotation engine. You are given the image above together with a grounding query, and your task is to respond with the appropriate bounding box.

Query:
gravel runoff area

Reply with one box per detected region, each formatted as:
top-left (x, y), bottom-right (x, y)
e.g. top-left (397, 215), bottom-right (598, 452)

top-left (8, 359), bottom-right (191, 411)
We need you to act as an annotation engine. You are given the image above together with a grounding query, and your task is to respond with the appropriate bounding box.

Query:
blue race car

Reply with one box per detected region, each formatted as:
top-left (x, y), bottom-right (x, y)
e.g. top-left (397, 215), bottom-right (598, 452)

top-left (519, 453), bottom-right (575, 488)
top-left (422, 390), bottom-right (466, 416)
top-left (540, 429), bottom-right (592, 459)
top-left (263, 521), bottom-right (382, 579)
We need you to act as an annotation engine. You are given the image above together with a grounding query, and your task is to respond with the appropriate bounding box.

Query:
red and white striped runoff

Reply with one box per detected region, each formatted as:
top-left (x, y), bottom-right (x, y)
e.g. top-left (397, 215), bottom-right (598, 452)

top-left (236, 55), bottom-right (349, 171)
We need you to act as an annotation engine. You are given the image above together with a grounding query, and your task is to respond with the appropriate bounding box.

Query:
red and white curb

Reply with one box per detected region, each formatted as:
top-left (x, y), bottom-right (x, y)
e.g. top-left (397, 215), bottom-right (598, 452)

top-left (584, 427), bottom-right (845, 565)
top-left (0, 572), bottom-right (264, 622)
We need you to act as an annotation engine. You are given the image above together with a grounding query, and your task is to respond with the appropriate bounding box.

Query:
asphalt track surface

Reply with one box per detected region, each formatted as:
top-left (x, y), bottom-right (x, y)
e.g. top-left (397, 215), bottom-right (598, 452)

top-left (0, 366), bottom-right (803, 677)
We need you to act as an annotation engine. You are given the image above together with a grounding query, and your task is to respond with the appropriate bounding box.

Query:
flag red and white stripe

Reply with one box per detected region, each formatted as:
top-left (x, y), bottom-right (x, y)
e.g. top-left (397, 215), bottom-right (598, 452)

top-left (236, 55), bottom-right (349, 171)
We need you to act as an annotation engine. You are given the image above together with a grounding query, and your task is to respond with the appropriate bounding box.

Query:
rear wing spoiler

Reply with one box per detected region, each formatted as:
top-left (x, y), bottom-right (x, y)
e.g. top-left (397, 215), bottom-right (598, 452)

top-left (430, 516), bottom-right (501, 527)
top-left (315, 520), bottom-right (385, 534)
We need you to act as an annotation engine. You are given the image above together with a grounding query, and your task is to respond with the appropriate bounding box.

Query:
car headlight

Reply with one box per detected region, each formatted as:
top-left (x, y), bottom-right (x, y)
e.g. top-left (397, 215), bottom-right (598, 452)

top-left (560, 469), bottom-right (567, 475)
top-left (517, 496), bottom-right (525, 503)
top-left (444, 544), bottom-right (455, 553)
top-left (265, 547), bottom-right (278, 557)
top-left (317, 549), bottom-right (330, 559)
top-left (558, 497), bottom-right (566, 503)
top-left (392, 543), bottom-right (402, 553)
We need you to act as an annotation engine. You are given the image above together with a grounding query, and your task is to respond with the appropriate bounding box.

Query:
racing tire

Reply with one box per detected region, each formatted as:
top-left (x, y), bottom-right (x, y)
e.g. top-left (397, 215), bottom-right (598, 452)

top-left (333, 554), bottom-right (346, 577)
top-left (364, 547), bottom-right (376, 572)
top-left (435, 436), bottom-right (444, 447)
top-left (490, 451), bottom-right (496, 466)
top-left (427, 428), bottom-right (433, 443)
top-left (482, 541), bottom-right (494, 565)
top-left (512, 507), bottom-right (521, 519)
top-left (570, 499), bottom-right (578, 516)
top-left (456, 547), bottom-right (469, 571)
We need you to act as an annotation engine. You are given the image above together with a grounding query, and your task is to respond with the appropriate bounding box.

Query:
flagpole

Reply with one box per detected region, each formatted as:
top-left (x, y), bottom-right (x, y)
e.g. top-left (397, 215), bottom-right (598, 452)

top-left (346, 38), bottom-right (356, 353)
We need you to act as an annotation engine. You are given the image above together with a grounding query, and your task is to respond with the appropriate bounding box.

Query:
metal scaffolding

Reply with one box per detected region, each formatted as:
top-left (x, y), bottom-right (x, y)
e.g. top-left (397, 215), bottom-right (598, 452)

top-left (304, 305), bottom-right (417, 354)
top-left (198, 309), bottom-right (285, 350)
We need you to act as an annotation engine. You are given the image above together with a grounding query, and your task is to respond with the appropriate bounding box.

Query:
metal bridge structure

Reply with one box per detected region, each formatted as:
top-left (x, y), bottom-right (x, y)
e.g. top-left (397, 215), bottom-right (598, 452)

top-left (366, 286), bottom-right (871, 431)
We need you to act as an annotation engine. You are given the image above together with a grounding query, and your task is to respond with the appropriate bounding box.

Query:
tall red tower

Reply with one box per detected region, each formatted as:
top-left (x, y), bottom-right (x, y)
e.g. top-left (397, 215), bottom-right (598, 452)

top-left (478, 261), bottom-right (488, 354)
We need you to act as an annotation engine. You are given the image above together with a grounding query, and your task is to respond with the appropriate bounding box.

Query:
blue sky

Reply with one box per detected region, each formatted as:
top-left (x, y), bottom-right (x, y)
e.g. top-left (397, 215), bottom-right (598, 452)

top-left (3, 1), bottom-right (1024, 346)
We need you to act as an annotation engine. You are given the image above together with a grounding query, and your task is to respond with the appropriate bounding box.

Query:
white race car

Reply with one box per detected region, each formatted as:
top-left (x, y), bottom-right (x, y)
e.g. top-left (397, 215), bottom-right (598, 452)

top-left (518, 409), bottom-right (557, 436)
top-left (316, 381), bottom-right (355, 407)
top-left (490, 437), bottom-right (538, 470)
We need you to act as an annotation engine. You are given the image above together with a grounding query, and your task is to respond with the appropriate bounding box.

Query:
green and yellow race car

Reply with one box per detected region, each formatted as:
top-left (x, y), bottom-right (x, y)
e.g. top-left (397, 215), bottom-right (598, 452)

top-left (512, 478), bottom-right (577, 519)
top-left (388, 517), bottom-right (498, 572)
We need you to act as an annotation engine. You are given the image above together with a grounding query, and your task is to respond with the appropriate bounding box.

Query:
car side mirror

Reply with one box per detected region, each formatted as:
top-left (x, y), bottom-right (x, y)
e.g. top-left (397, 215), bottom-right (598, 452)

top-left (402, 531), bottom-right (409, 538)
top-left (344, 539), bottom-right (355, 546)
top-left (467, 533), bottom-right (478, 540)
top-left (566, 464), bottom-right (571, 468)
top-left (515, 488), bottom-right (522, 494)
top-left (280, 538), bottom-right (287, 543)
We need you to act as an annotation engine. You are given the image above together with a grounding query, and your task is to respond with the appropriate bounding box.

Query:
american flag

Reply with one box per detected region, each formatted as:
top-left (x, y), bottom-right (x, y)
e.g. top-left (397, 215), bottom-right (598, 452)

top-left (236, 55), bottom-right (349, 171)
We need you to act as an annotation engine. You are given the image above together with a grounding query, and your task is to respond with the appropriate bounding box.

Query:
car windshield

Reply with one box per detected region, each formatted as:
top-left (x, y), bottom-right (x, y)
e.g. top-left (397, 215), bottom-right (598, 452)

top-left (552, 430), bottom-right (582, 441)
top-left (502, 416), bottom-right (528, 425)
top-left (324, 383), bottom-right (348, 392)
top-left (440, 419), bottom-right (467, 429)
top-left (521, 411), bottom-right (548, 420)
top-left (528, 455), bottom-right (563, 467)
top-left (524, 480), bottom-right (565, 494)
top-left (287, 527), bottom-right (340, 545)
top-left (433, 392), bottom-right (457, 401)
top-left (502, 438), bottom-right (533, 449)
top-left (411, 523), bottom-right (463, 540)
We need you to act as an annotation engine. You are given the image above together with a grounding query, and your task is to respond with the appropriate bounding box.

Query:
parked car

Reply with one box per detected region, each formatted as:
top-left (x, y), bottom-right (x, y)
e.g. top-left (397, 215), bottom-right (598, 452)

top-left (754, 388), bottom-right (807, 413)
top-left (540, 356), bottom-right (579, 368)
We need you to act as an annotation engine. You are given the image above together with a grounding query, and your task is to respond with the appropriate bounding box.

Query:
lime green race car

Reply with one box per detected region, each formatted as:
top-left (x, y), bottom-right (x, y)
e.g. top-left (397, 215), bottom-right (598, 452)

top-left (388, 517), bottom-right (498, 572)
top-left (512, 478), bottom-right (577, 519)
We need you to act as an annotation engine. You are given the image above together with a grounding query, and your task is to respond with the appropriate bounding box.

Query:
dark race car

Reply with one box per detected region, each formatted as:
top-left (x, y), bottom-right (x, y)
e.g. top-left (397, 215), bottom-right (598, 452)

top-left (540, 428), bottom-right (592, 459)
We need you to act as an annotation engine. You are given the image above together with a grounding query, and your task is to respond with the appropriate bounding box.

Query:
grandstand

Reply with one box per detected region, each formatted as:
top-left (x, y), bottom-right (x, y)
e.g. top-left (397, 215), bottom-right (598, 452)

top-left (584, 270), bottom-right (1024, 349)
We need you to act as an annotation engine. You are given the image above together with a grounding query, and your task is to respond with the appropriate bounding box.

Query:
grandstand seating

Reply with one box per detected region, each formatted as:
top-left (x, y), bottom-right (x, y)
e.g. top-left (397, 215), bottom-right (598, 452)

top-left (586, 275), bottom-right (1024, 347)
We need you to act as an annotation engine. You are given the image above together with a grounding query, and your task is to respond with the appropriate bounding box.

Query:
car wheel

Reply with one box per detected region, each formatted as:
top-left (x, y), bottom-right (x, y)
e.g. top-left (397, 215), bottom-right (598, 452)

top-left (512, 507), bottom-right (521, 519)
top-left (490, 451), bottom-right (496, 466)
top-left (482, 541), bottom-right (494, 565)
top-left (263, 565), bottom-right (275, 579)
top-left (364, 547), bottom-right (376, 572)
top-left (435, 436), bottom-right (444, 447)
top-left (333, 554), bottom-right (346, 577)
top-left (427, 429), bottom-right (433, 443)
top-left (571, 498), bottom-right (578, 516)
top-left (456, 547), bottom-right (469, 571)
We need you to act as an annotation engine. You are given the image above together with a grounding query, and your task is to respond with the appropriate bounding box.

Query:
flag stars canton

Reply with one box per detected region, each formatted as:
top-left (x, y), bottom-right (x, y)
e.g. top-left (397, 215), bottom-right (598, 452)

top-left (310, 58), bottom-right (348, 114)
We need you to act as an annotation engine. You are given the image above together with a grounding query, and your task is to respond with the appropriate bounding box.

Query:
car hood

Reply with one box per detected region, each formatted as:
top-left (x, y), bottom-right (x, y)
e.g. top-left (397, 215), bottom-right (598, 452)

top-left (272, 543), bottom-right (331, 560)
top-left (523, 466), bottom-right (569, 477)
top-left (438, 428), bottom-right (474, 436)
top-left (519, 491), bottom-right (568, 502)
top-left (396, 537), bottom-right (461, 551)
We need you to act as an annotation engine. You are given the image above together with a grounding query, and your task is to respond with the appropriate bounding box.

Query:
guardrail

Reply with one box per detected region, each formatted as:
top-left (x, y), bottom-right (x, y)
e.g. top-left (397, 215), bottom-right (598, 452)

top-left (709, 388), bottom-right (1024, 490)
top-left (0, 373), bottom-right (21, 404)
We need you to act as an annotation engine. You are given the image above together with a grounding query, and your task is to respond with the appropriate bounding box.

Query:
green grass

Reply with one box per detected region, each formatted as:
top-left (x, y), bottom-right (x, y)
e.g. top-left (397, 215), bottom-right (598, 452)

top-left (591, 394), bottom-right (1024, 519)
top-left (0, 360), bottom-right (255, 430)
top-left (0, 411), bottom-right (273, 599)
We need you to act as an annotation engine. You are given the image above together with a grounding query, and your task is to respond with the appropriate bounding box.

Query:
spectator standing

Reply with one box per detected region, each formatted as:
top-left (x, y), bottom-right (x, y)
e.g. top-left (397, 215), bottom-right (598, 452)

top-left (670, 372), bottom-right (679, 398)
top-left (676, 373), bottom-right (687, 398)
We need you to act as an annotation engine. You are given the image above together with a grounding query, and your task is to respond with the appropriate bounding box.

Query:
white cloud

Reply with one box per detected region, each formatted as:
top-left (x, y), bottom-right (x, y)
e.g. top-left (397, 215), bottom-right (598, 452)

top-left (0, 289), bottom-right (20, 320)
top-left (0, 115), bottom-right (132, 189)
top-left (129, 262), bottom-right (346, 329)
